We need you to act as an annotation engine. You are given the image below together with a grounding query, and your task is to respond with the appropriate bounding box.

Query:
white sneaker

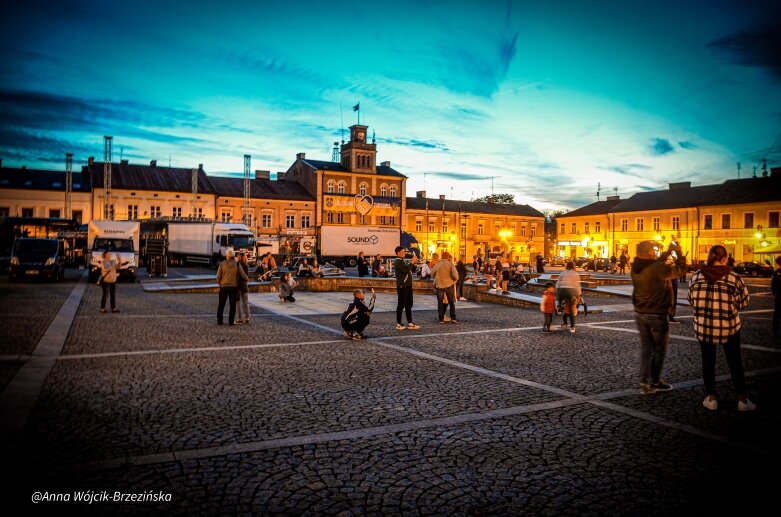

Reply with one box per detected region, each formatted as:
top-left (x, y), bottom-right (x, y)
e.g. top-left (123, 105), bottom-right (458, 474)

top-left (459, 297), bottom-right (467, 301)
top-left (569, 327), bottom-right (576, 334)
top-left (702, 396), bottom-right (717, 411)
top-left (738, 399), bottom-right (756, 411)
top-left (395, 323), bottom-right (407, 331)
top-left (406, 322), bottom-right (420, 330)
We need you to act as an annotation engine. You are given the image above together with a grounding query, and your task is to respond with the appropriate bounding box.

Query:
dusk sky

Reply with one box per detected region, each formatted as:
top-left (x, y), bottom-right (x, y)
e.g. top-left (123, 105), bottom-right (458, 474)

top-left (1, 0), bottom-right (780, 210)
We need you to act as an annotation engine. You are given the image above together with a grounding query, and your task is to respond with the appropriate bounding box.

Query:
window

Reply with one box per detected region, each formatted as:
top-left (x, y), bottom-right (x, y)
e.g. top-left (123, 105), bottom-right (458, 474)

top-left (560, 223), bottom-right (565, 235)
top-left (571, 223), bottom-right (577, 234)
top-left (262, 213), bottom-right (272, 228)
top-left (477, 223), bottom-right (484, 235)
top-left (653, 217), bottom-right (660, 231)
top-left (194, 208), bottom-right (203, 218)
top-left (584, 222), bottom-right (590, 234)
top-left (326, 212), bottom-right (334, 223)
top-left (389, 216), bottom-right (396, 225)
top-left (415, 219), bottom-right (422, 232)
top-left (380, 216), bottom-right (387, 225)
top-left (359, 183), bottom-right (368, 196)
top-left (461, 222), bottom-right (467, 238)
top-left (72, 210), bottom-right (82, 224)
top-left (635, 218), bottom-right (644, 231)
top-left (769, 211), bottom-right (780, 228)
top-left (531, 226), bottom-right (537, 237)
top-left (337, 181), bottom-right (346, 194)
top-left (49, 209), bottom-right (61, 218)
top-left (359, 215), bottom-right (366, 225)
top-left (150, 206), bottom-right (161, 218)
top-left (389, 185), bottom-right (397, 197)
top-left (337, 213), bottom-right (344, 224)
top-left (672, 216), bottom-right (680, 231)
top-left (128, 205), bottom-right (139, 219)
top-left (380, 184), bottom-right (388, 196)
top-left (744, 212), bottom-right (754, 229)
top-left (220, 209), bottom-right (232, 222)
top-left (429, 221), bottom-right (435, 233)
top-left (721, 214), bottom-right (731, 229)
top-left (704, 215), bottom-right (712, 229)
top-left (327, 180), bottom-right (335, 193)
top-left (495, 225), bottom-right (500, 235)
top-left (442, 220), bottom-right (448, 233)
top-left (595, 221), bottom-right (601, 233)
top-left (621, 219), bottom-right (628, 232)
top-left (285, 215), bottom-right (295, 228)
top-left (0, 207), bottom-right (9, 217)
top-left (172, 207), bottom-right (182, 218)
top-left (521, 226), bottom-right (526, 237)
top-left (301, 215), bottom-right (310, 228)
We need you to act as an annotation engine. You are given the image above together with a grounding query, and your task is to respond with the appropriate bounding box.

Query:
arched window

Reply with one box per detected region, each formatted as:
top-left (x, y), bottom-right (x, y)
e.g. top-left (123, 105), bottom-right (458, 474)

top-left (337, 181), bottom-right (346, 194)
top-left (359, 182), bottom-right (368, 196)
top-left (389, 185), bottom-right (397, 198)
top-left (380, 184), bottom-right (388, 196)
top-left (327, 180), bottom-right (335, 193)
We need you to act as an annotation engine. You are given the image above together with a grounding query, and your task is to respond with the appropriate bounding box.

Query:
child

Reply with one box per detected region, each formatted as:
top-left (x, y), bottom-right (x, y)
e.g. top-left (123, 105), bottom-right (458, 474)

top-left (341, 289), bottom-right (376, 339)
top-left (279, 272), bottom-right (296, 302)
top-left (560, 298), bottom-right (578, 333)
top-left (540, 282), bottom-right (556, 332)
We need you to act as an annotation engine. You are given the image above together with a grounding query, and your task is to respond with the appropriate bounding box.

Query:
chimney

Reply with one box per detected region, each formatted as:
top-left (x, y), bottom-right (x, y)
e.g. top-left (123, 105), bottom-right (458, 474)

top-left (88, 156), bottom-right (95, 165)
top-left (121, 159), bottom-right (129, 165)
top-left (668, 182), bottom-right (691, 190)
top-left (150, 160), bottom-right (157, 167)
top-left (255, 170), bottom-right (270, 180)
top-left (381, 160), bottom-right (391, 167)
top-left (277, 172), bottom-right (287, 180)
top-left (296, 153), bottom-right (306, 160)
top-left (416, 190), bottom-right (427, 198)
top-left (606, 195), bottom-right (620, 201)
top-left (439, 194), bottom-right (446, 200)
top-left (198, 163), bottom-right (203, 171)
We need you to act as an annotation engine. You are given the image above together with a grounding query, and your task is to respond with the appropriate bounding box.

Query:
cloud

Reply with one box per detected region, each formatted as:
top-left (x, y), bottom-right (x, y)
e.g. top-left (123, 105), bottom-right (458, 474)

top-left (678, 141), bottom-right (697, 150)
top-left (425, 171), bottom-right (492, 181)
top-left (649, 138), bottom-right (674, 156)
top-left (708, 23), bottom-right (781, 80)
top-left (381, 137), bottom-right (450, 151)
top-left (600, 163), bottom-right (653, 176)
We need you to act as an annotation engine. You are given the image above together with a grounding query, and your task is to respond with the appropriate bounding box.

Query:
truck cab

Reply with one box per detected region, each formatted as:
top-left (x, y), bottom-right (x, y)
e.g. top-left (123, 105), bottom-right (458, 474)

top-left (8, 238), bottom-right (65, 281)
top-left (88, 221), bottom-right (139, 282)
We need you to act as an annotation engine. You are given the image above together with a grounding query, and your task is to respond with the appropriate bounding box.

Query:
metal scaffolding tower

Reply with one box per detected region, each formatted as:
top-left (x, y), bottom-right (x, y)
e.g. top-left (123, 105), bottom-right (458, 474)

top-left (64, 153), bottom-right (73, 219)
top-left (103, 136), bottom-right (113, 220)
top-left (191, 167), bottom-right (199, 218)
top-left (331, 142), bottom-right (340, 163)
top-left (243, 154), bottom-right (251, 226)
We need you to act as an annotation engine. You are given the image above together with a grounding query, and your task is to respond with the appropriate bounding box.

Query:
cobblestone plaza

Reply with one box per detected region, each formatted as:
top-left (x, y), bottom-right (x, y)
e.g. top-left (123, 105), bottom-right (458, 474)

top-left (1, 270), bottom-right (779, 515)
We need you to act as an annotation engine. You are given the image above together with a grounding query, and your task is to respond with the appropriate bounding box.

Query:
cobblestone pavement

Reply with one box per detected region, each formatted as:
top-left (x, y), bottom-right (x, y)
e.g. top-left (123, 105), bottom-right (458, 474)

top-left (2, 268), bottom-right (779, 515)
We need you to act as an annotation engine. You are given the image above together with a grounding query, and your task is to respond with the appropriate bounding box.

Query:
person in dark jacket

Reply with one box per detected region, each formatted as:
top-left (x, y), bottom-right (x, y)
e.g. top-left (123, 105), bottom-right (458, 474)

top-left (216, 250), bottom-right (248, 325)
top-left (235, 253), bottom-right (250, 324)
top-left (631, 240), bottom-right (687, 395)
top-left (357, 251), bottom-right (370, 277)
top-left (773, 255), bottom-right (781, 338)
top-left (536, 255), bottom-right (545, 274)
top-left (341, 289), bottom-right (376, 339)
top-left (456, 256), bottom-right (468, 301)
top-left (394, 246), bottom-right (420, 330)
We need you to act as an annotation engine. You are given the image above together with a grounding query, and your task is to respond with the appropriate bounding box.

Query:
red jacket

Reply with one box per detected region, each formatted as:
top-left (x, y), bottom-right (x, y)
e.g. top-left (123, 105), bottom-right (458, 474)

top-left (540, 291), bottom-right (556, 313)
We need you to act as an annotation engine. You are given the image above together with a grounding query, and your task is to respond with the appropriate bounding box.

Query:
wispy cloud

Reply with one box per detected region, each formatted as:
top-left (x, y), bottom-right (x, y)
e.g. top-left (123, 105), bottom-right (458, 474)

top-left (678, 141), bottom-right (697, 150)
top-left (381, 137), bottom-right (450, 151)
top-left (708, 23), bottom-right (781, 80)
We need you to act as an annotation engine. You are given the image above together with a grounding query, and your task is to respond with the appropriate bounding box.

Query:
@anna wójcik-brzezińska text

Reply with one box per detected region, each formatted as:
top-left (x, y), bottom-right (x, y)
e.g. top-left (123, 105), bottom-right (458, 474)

top-left (31, 490), bottom-right (172, 504)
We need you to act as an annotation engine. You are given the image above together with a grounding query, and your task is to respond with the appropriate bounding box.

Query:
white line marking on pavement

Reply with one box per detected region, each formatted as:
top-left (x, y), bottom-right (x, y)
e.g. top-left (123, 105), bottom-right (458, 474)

top-left (587, 325), bottom-right (780, 353)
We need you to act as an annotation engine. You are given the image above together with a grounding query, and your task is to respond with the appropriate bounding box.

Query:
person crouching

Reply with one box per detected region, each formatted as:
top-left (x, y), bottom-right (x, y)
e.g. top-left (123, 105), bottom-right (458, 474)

top-left (341, 289), bottom-right (376, 340)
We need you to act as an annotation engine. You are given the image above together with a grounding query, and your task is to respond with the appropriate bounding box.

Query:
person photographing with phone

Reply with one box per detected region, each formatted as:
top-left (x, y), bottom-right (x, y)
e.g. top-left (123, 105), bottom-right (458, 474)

top-left (98, 249), bottom-right (122, 313)
top-left (341, 288), bottom-right (376, 340)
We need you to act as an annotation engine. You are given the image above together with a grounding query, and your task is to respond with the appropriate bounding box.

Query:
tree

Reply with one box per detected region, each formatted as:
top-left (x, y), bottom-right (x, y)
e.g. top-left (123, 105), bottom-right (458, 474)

top-left (473, 193), bottom-right (515, 204)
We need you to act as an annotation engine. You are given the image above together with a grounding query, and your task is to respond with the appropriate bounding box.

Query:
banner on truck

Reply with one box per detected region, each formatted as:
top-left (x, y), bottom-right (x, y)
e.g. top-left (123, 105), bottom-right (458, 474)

top-left (320, 226), bottom-right (399, 255)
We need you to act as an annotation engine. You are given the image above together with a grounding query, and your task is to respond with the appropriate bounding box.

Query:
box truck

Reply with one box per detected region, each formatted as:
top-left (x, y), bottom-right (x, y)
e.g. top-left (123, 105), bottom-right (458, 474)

top-left (88, 220), bottom-right (140, 282)
top-left (319, 226), bottom-right (419, 267)
top-left (141, 220), bottom-right (256, 267)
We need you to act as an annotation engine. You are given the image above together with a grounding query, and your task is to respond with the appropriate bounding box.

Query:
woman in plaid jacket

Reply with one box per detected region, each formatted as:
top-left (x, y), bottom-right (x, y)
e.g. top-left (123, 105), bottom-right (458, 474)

top-left (688, 245), bottom-right (754, 411)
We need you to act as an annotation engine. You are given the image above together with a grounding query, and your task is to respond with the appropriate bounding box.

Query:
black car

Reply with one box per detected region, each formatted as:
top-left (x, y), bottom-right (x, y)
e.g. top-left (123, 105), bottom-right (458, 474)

top-left (733, 261), bottom-right (773, 278)
top-left (582, 257), bottom-right (611, 272)
top-left (8, 238), bottom-right (65, 281)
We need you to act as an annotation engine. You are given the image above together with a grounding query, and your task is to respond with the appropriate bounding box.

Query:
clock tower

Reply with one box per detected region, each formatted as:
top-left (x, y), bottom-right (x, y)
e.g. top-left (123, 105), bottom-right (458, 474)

top-left (340, 124), bottom-right (377, 173)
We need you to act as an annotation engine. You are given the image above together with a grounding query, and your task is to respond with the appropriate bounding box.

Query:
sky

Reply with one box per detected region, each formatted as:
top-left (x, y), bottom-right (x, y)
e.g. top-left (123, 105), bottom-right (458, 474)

top-left (1, 0), bottom-right (780, 211)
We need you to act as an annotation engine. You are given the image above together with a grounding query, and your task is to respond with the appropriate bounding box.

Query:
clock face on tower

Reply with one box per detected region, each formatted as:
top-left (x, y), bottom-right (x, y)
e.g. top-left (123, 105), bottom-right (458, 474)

top-left (356, 131), bottom-right (365, 141)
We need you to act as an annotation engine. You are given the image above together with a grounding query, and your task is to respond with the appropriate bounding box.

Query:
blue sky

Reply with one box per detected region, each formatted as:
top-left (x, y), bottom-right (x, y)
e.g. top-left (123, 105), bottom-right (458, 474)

top-left (1, 0), bottom-right (780, 210)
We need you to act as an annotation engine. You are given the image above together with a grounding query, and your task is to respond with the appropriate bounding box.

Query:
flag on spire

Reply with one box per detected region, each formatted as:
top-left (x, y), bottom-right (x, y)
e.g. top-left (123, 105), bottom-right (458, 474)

top-left (353, 103), bottom-right (360, 112)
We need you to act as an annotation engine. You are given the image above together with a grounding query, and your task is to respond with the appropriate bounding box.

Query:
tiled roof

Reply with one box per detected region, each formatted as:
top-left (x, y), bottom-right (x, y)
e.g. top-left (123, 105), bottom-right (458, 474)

top-left (208, 176), bottom-right (315, 201)
top-left (303, 159), bottom-right (407, 178)
top-left (611, 185), bottom-right (721, 212)
top-left (699, 175), bottom-right (781, 205)
top-left (0, 167), bottom-right (91, 192)
top-left (405, 197), bottom-right (544, 217)
top-left (85, 162), bottom-right (216, 194)
top-left (558, 198), bottom-right (623, 218)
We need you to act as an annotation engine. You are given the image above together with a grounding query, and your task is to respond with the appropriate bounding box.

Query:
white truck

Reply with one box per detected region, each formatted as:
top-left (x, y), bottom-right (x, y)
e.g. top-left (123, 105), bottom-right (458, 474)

top-left (141, 220), bottom-right (256, 267)
top-left (88, 220), bottom-right (140, 282)
top-left (319, 226), bottom-right (402, 267)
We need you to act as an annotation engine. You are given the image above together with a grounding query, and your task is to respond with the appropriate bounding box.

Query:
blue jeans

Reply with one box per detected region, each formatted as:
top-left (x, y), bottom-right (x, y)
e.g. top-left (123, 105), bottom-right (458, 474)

top-left (635, 312), bottom-right (670, 385)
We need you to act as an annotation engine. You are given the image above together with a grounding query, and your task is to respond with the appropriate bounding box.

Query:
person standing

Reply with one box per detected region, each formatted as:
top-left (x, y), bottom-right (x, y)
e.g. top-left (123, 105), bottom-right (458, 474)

top-left (456, 256), bottom-right (468, 301)
top-left (216, 250), bottom-right (247, 325)
top-left (235, 252), bottom-right (250, 324)
top-left (689, 245), bottom-right (755, 411)
top-left (536, 254), bottom-right (545, 274)
top-left (610, 254), bottom-right (617, 274)
top-left (432, 251), bottom-right (459, 324)
top-left (555, 261), bottom-right (581, 333)
top-left (99, 249), bottom-right (121, 313)
top-left (631, 240), bottom-right (687, 395)
top-left (540, 282), bottom-right (556, 332)
top-left (483, 260), bottom-right (494, 291)
top-left (394, 245), bottom-right (420, 330)
top-left (618, 251), bottom-right (628, 275)
top-left (499, 252), bottom-right (511, 294)
top-left (357, 251), bottom-right (370, 277)
top-left (773, 256), bottom-right (781, 338)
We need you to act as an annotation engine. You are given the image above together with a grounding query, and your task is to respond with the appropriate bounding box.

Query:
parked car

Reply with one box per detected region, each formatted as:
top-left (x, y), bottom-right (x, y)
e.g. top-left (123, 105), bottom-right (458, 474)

top-left (8, 238), bottom-right (65, 282)
top-left (732, 261), bottom-right (773, 278)
top-left (549, 256), bottom-right (567, 267)
top-left (582, 257), bottom-right (611, 272)
top-left (573, 257), bottom-right (590, 268)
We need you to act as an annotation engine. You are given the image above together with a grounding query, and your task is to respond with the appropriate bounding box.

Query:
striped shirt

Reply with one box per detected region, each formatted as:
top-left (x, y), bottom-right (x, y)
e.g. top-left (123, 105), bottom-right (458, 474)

top-left (687, 269), bottom-right (749, 344)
